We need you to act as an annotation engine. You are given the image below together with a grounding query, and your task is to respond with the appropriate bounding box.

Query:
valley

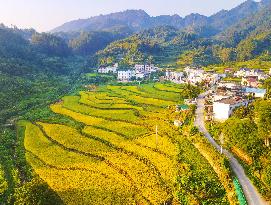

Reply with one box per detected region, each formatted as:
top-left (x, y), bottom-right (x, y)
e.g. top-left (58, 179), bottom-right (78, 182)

top-left (1, 0), bottom-right (271, 204)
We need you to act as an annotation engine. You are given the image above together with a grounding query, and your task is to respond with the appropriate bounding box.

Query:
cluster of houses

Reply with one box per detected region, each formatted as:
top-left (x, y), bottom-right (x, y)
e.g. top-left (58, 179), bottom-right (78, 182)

top-left (97, 63), bottom-right (159, 82)
top-left (97, 64), bottom-right (270, 122)
top-left (165, 67), bottom-right (224, 86)
top-left (232, 68), bottom-right (269, 88)
top-left (205, 68), bottom-right (269, 121)
top-left (97, 63), bottom-right (118, 74)
top-left (164, 67), bottom-right (270, 122)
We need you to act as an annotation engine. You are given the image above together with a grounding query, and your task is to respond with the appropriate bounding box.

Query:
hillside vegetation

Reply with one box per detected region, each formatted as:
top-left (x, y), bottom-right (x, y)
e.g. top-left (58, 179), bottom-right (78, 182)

top-left (207, 99), bottom-right (271, 199)
top-left (94, 2), bottom-right (271, 68)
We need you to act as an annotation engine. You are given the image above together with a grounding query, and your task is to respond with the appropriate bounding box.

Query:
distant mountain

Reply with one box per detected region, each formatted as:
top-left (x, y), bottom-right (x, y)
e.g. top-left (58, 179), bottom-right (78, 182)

top-left (51, 0), bottom-right (270, 36)
top-left (208, 0), bottom-right (267, 31)
top-left (51, 10), bottom-right (150, 33)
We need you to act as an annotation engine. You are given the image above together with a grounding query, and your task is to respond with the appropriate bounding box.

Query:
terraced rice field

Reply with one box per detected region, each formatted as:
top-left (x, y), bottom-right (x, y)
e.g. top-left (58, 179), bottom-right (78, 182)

top-left (22, 83), bottom-right (230, 204)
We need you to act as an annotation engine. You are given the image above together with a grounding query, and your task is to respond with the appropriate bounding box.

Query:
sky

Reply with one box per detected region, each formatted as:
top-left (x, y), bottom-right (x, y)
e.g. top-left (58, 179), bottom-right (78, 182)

top-left (0, 0), bottom-right (256, 32)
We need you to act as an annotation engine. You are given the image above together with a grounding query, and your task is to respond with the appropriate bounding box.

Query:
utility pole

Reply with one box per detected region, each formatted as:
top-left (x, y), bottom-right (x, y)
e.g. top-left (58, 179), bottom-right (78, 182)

top-left (156, 125), bottom-right (158, 149)
top-left (220, 133), bottom-right (224, 154)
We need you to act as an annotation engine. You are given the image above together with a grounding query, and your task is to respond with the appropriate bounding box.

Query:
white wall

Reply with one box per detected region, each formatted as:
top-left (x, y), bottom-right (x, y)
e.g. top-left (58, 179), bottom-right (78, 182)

top-left (214, 100), bottom-right (248, 121)
top-left (213, 102), bottom-right (230, 121)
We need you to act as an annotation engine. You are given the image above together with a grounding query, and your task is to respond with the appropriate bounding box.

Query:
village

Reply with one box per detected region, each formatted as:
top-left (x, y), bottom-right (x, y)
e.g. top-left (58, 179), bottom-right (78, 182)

top-left (97, 63), bottom-right (159, 81)
top-left (97, 63), bottom-right (270, 122)
top-left (165, 67), bottom-right (270, 122)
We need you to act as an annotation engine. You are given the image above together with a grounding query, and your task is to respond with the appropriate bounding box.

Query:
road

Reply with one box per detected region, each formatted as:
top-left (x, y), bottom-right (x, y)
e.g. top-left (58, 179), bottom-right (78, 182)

top-left (194, 92), bottom-right (269, 205)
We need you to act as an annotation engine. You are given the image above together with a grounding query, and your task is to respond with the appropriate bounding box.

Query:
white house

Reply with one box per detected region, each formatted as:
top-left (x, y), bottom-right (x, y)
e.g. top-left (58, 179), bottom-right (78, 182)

top-left (98, 64), bottom-right (118, 74)
top-left (234, 68), bottom-right (268, 80)
top-left (165, 71), bottom-right (184, 84)
top-left (213, 97), bottom-right (249, 121)
top-left (117, 70), bottom-right (136, 81)
top-left (184, 67), bottom-right (204, 76)
top-left (234, 68), bottom-right (250, 78)
top-left (134, 64), bottom-right (145, 73)
top-left (134, 64), bottom-right (158, 74)
top-left (184, 67), bottom-right (205, 85)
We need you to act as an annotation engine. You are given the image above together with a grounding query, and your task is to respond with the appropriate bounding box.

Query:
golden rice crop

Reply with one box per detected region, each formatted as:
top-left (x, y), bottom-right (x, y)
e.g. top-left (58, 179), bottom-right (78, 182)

top-left (62, 96), bottom-right (139, 122)
top-left (38, 123), bottom-right (171, 204)
top-left (79, 91), bottom-right (143, 111)
top-left (83, 126), bottom-right (177, 183)
top-left (51, 104), bottom-right (148, 138)
top-left (23, 83), bottom-right (230, 204)
top-left (24, 122), bottom-right (99, 170)
top-left (26, 153), bottom-right (141, 205)
top-left (135, 134), bottom-right (178, 157)
top-left (154, 83), bottom-right (184, 93)
top-left (107, 87), bottom-right (175, 107)
top-left (80, 91), bottom-right (128, 104)
top-left (139, 84), bottom-right (182, 102)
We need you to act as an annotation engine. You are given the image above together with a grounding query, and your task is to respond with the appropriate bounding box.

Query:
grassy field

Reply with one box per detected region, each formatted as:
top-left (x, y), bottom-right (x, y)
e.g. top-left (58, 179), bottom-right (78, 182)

top-left (22, 83), bottom-right (236, 204)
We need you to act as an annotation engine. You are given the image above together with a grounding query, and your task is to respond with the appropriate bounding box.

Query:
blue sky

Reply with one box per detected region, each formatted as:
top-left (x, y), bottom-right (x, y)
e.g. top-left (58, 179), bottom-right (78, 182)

top-left (0, 0), bottom-right (254, 32)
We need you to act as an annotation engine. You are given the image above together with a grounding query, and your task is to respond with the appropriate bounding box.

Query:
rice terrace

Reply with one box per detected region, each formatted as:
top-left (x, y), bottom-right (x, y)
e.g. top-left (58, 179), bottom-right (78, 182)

top-left (19, 83), bottom-right (239, 205)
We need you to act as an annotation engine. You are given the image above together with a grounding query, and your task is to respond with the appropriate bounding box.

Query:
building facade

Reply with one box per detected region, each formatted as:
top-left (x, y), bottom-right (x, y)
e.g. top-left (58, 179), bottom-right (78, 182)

top-left (213, 97), bottom-right (249, 121)
top-left (98, 65), bottom-right (117, 74)
top-left (117, 70), bottom-right (136, 81)
top-left (134, 64), bottom-right (158, 74)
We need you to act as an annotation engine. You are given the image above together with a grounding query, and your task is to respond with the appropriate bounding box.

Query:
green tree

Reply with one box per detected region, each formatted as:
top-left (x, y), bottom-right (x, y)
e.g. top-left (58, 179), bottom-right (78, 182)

top-left (263, 78), bottom-right (271, 99)
top-left (255, 100), bottom-right (271, 147)
top-left (182, 84), bottom-right (200, 99)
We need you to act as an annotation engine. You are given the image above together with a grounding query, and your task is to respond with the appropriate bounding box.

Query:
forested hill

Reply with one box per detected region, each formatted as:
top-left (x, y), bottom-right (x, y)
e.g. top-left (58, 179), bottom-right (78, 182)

top-left (94, 26), bottom-right (211, 66)
top-left (94, 1), bottom-right (271, 67)
top-left (217, 4), bottom-right (271, 45)
top-left (0, 26), bottom-right (87, 124)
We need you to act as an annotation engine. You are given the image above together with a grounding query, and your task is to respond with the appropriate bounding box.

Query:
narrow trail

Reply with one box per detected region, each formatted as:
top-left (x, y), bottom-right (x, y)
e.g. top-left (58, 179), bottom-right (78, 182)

top-left (194, 92), bottom-right (269, 205)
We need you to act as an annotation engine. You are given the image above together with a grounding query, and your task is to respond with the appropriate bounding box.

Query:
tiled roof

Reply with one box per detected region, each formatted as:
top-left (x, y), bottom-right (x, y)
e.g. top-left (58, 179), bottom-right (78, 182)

top-left (215, 97), bottom-right (247, 105)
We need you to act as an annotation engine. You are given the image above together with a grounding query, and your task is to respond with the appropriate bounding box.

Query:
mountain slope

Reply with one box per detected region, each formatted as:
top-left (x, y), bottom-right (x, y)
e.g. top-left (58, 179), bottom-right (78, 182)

top-left (95, 0), bottom-right (271, 68)
top-left (51, 10), bottom-right (151, 33)
top-left (68, 31), bottom-right (125, 55)
top-left (209, 0), bottom-right (267, 31)
top-left (216, 2), bottom-right (271, 46)
top-left (0, 26), bottom-right (86, 123)
top-left (95, 26), bottom-right (214, 67)
top-left (0, 27), bottom-right (33, 59)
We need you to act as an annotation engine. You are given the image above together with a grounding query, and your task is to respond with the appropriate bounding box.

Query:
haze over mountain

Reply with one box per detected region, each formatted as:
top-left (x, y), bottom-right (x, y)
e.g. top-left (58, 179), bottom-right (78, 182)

top-left (51, 0), bottom-right (271, 35)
